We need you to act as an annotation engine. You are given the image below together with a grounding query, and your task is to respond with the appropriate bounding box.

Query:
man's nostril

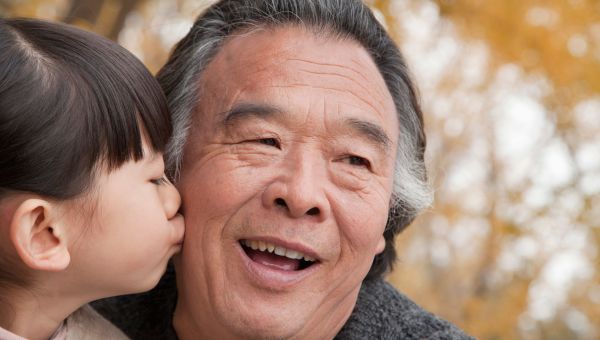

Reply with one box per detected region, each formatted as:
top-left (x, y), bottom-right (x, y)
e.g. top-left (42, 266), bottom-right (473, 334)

top-left (275, 198), bottom-right (287, 208)
top-left (306, 207), bottom-right (320, 216)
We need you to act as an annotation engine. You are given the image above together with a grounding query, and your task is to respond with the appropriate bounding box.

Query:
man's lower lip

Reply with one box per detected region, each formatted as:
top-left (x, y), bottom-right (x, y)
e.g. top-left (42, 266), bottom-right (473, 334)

top-left (236, 242), bottom-right (319, 289)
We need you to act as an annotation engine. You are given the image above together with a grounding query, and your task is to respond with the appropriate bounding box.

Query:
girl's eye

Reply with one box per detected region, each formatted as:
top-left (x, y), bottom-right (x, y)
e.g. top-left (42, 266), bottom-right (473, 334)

top-left (345, 155), bottom-right (371, 169)
top-left (256, 138), bottom-right (280, 148)
top-left (151, 175), bottom-right (168, 185)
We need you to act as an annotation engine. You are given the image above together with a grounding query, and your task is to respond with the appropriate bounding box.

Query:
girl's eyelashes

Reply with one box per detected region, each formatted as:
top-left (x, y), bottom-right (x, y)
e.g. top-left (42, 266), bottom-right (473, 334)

top-left (151, 175), bottom-right (169, 185)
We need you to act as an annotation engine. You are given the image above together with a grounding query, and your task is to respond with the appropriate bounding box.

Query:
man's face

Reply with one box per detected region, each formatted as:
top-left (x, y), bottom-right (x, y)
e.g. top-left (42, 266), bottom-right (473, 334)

top-left (174, 27), bottom-right (399, 339)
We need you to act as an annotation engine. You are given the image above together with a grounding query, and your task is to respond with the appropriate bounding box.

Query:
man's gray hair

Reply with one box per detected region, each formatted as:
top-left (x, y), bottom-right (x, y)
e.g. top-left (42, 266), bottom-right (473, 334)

top-left (157, 0), bottom-right (432, 279)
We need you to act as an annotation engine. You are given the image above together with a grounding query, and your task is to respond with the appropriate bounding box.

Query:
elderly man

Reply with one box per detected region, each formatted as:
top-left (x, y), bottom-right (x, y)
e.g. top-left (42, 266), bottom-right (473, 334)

top-left (95, 0), bottom-right (472, 339)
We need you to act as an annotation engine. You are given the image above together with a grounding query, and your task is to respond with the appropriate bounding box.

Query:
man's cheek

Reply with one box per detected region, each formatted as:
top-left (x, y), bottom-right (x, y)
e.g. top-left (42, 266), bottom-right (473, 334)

top-left (337, 210), bottom-right (387, 255)
top-left (336, 192), bottom-right (389, 239)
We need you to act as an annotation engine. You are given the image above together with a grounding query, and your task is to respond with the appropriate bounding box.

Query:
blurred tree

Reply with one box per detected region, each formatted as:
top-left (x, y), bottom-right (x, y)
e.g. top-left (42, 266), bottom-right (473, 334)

top-left (372, 1), bottom-right (599, 339)
top-left (0, 0), bottom-right (9, 15)
top-left (64, 0), bottom-right (143, 40)
top-left (433, 0), bottom-right (600, 116)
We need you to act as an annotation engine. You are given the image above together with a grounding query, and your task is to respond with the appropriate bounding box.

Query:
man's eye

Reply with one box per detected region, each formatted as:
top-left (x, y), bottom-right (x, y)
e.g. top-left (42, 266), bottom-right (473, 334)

top-left (256, 138), bottom-right (280, 148)
top-left (345, 155), bottom-right (371, 169)
top-left (151, 176), bottom-right (168, 185)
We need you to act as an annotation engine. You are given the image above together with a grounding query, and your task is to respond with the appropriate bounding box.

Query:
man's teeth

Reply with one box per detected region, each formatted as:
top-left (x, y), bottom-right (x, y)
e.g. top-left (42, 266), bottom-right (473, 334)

top-left (242, 240), bottom-right (316, 262)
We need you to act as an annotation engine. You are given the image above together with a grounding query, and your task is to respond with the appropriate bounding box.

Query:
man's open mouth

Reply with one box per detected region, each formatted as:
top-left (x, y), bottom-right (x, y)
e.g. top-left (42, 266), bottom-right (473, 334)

top-left (240, 239), bottom-right (318, 271)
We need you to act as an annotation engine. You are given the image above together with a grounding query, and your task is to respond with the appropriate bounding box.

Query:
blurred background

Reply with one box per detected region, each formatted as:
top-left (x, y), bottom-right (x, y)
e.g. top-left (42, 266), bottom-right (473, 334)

top-left (1, 0), bottom-right (599, 338)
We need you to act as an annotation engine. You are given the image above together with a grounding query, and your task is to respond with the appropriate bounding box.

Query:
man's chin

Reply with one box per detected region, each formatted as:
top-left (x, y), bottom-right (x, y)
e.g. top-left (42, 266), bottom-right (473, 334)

top-left (210, 283), bottom-right (358, 340)
top-left (224, 308), bottom-right (312, 340)
top-left (175, 298), bottom-right (311, 340)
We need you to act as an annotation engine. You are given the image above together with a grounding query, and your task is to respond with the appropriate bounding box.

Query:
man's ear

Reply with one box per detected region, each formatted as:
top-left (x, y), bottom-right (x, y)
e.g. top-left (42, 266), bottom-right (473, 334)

top-left (9, 198), bottom-right (70, 272)
top-left (375, 234), bottom-right (386, 255)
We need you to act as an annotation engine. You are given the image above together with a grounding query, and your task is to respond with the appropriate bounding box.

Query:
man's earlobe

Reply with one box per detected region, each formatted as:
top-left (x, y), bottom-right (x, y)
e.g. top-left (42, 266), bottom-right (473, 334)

top-left (375, 235), bottom-right (386, 255)
top-left (10, 199), bottom-right (71, 272)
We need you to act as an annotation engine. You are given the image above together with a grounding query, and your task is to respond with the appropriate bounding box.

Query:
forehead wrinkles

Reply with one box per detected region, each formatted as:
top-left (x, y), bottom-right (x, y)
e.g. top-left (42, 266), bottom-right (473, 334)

top-left (290, 54), bottom-right (389, 99)
top-left (218, 30), bottom-right (293, 82)
top-left (223, 56), bottom-right (392, 125)
top-left (228, 30), bottom-right (389, 96)
top-left (282, 57), bottom-right (390, 120)
top-left (203, 28), bottom-right (397, 133)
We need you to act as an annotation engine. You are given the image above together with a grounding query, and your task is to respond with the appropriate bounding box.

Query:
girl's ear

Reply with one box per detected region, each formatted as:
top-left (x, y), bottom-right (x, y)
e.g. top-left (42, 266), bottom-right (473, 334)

top-left (9, 199), bottom-right (70, 272)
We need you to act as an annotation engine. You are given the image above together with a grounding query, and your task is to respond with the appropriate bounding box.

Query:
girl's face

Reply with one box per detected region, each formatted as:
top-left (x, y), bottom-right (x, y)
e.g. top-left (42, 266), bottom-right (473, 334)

top-left (62, 142), bottom-right (184, 297)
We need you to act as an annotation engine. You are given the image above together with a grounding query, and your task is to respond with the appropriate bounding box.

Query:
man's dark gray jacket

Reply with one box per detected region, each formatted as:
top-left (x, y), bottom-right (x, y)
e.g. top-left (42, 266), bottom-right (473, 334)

top-left (93, 265), bottom-right (473, 339)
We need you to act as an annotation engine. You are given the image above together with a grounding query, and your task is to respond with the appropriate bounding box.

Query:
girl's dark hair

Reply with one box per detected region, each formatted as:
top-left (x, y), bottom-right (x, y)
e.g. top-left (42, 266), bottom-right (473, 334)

top-left (0, 18), bottom-right (171, 200)
top-left (0, 18), bottom-right (171, 293)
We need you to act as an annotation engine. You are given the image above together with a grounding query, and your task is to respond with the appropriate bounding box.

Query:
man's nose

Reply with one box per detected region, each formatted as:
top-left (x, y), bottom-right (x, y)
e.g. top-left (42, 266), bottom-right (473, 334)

top-left (262, 152), bottom-right (330, 221)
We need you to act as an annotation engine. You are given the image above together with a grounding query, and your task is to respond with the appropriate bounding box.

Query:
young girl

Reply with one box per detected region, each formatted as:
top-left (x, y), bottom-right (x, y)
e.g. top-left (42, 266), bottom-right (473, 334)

top-left (0, 18), bottom-right (184, 339)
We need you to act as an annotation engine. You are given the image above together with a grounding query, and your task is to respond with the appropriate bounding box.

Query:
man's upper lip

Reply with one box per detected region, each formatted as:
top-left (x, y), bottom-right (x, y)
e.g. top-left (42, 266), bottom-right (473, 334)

top-left (239, 236), bottom-right (321, 262)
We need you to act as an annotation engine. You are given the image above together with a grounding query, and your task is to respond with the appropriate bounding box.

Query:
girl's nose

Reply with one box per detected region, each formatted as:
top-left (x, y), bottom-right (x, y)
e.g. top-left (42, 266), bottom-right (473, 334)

top-left (161, 178), bottom-right (181, 219)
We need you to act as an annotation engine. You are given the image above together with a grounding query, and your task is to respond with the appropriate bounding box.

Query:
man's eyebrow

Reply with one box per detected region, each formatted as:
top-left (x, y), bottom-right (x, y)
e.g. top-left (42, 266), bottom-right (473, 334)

top-left (346, 118), bottom-right (392, 154)
top-left (220, 102), bottom-right (284, 125)
top-left (218, 104), bottom-right (391, 152)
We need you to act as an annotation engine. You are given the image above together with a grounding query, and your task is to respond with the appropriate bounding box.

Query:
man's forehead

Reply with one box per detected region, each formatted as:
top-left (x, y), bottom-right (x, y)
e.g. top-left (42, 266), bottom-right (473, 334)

top-left (209, 27), bottom-right (386, 91)
top-left (198, 26), bottom-right (397, 132)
